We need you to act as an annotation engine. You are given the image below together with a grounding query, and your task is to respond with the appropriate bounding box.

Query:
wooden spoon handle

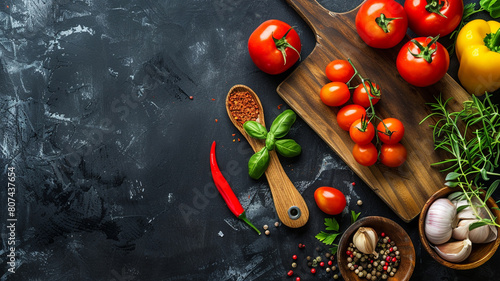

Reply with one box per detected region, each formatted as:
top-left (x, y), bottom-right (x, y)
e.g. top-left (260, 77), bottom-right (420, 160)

top-left (244, 135), bottom-right (309, 228)
top-left (265, 150), bottom-right (309, 228)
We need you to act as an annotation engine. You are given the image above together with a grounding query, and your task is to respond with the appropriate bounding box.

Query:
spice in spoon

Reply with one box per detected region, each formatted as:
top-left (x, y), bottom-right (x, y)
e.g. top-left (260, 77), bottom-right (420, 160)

top-left (210, 141), bottom-right (260, 235)
top-left (227, 90), bottom-right (260, 126)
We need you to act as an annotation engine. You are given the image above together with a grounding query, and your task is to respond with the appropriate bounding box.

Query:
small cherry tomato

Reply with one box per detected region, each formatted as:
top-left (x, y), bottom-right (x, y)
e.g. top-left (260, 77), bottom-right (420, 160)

top-left (396, 35), bottom-right (449, 87)
top-left (352, 82), bottom-right (381, 108)
top-left (349, 117), bottom-right (375, 145)
top-left (314, 186), bottom-right (347, 215)
top-left (404, 0), bottom-right (464, 37)
top-left (320, 82), bottom-right (350, 107)
top-left (355, 0), bottom-right (408, 49)
top-left (325, 60), bottom-right (355, 83)
top-left (376, 118), bottom-right (405, 144)
top-left (248, 20), bottom-right (301, 75)
top-left (352, 143), bottom-right (378, 166)
top-left (337, 104), bottom-right (367, 131)
top-left (380, 143), bottom-right (407, 167)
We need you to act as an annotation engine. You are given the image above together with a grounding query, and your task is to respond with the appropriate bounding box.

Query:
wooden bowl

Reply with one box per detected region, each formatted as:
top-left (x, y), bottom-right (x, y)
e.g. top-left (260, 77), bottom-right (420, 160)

top-left (419, 187), bottom-right (500, 269)
top-left (337, 216), bottom-right (415, 281)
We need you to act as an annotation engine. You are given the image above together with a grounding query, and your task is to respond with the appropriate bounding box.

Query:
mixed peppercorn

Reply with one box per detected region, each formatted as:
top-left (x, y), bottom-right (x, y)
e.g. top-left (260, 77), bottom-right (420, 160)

top-left (346, 232), bottom-right (401, 280)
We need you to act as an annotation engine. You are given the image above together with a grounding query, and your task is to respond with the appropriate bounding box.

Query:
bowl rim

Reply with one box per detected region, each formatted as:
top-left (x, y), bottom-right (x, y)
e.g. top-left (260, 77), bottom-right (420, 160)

top-left (418, 186), bottom-right (500, 270)
top-left (337, 216), bottom-right (416, 281)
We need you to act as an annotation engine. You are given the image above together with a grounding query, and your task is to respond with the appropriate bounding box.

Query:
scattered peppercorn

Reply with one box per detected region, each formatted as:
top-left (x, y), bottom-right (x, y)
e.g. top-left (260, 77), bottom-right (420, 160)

top-left (263, 225), bottom-right (269, 230)
top-left (295, 277), bottom-right (301, 281)
top-left (328, 260), bottom-right (333, 266)
top-left (287, 270), bottom-right (293, 277)
top-left (291, 262), bottom-right (297, 268)
top-left (292, 255), bottom-right (298, 260)
top-left (274, 221), bottom-right (280, 227)
top-left (310, 268), bottom-right (316, 274)
top-left (319, 261), bottom-right (325, 267)
top-left (357, 200), bottom-right (363, 206)
top-left (265, 230), bottom-right (270, 236)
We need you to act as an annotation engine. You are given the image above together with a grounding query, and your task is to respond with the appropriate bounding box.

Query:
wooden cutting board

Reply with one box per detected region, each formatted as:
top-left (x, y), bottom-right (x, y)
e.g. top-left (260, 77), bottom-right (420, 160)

top-left (277, 0), bottom-right (471, 222)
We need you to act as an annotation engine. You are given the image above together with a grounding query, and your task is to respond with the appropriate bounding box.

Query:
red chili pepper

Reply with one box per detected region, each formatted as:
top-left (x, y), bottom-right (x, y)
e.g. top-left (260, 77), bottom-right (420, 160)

top-left (210, 141), bottom-right (261, 235)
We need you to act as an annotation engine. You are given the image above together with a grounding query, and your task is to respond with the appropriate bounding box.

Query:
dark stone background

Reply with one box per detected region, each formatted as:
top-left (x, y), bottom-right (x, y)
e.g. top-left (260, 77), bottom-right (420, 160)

top-left (0, 0), bottom-right (498, 280)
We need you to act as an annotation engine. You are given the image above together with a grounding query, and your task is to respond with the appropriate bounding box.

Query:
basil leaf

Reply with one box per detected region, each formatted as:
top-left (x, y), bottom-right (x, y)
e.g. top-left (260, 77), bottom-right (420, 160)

top-left (265, 132), bottom-right (275, 151)
top-left (269, 109), bottom-right (296, 138)
top-left (275, 139), bottom-right (301, 157)
top-left (243, 121), bottom-right (267, 139)
top-left (248, 147), bottom-right (269, 179)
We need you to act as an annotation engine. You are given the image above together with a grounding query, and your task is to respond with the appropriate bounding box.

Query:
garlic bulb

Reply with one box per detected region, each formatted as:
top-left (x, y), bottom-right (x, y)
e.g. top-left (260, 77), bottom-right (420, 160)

top-left (424, 198), bottom-right (456, 245)
top-left (433, 238), bottom-right (472, 263)
top-left (353, 227), bottom-right (378, 257)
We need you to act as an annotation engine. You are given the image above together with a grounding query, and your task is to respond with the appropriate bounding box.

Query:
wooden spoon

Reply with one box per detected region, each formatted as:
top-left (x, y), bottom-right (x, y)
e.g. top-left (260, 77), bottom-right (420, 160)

top-left (226, 84), bottom-right (309, 228)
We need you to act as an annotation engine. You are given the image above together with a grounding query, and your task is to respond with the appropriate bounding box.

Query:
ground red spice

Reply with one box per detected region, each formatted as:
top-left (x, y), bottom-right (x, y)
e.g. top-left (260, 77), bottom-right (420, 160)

top-left (228, 91), bottom-right (259, 126)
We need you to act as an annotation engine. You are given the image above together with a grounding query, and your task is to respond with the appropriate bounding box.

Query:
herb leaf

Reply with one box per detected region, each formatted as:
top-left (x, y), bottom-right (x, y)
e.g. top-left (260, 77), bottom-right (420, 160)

top-left (481, 0), bottom-right (500, 18)
top-left (243, 121), bottom-right (268, 139)
top-left (248, 147), bottom-right (269, 179)
top-left (351, 210), bottom-right (361, 224)
top-left (324, 217), bottom-right (340, 231)
top-left (315, 231), bottom-right (340, 245)
top-left (269, 109), bottom-right (296, 138)
top-left (275, 139), bottom-right (302, 157)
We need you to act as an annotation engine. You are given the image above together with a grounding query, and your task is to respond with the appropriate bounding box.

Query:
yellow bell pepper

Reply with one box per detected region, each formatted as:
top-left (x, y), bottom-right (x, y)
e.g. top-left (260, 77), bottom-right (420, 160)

top-left (455, 20), bottom-right (500, 96)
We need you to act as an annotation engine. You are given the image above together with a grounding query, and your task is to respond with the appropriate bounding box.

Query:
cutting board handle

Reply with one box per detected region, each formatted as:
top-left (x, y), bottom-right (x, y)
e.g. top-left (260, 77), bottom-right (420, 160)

top-left (287, 0), bottom-right (367, 39)
top-left (286, 0), bottom-right (330, 36)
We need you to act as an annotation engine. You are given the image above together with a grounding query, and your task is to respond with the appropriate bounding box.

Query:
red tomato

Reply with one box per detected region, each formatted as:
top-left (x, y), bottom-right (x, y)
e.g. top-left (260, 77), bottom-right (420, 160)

top-left (350, 117), bottom-right (375, 145)
top-left (320, 82), bottom-right (350, 107)
top-left (325, 60), bottom-right (355, 83)
top-left (352, 143), bottom-right (378, 166)
top-left (355, 0), bottom-right (408, 49)
top-left (404, 0), bottom-right (464, 37)
top-left (352, 82), bottom-right (381, 108)
top-left (380, 143), bottom-right (407, 167)
top-left (248, 20), bottom-right (301, 75)
top-left (314, 186), bottom-right (347, 215)
top-left (376, 118), bottom-right (405, 144)
top-left (337, 104), bottom-right (367, 131)
top-left (396, 36), bottom-right (449, 87)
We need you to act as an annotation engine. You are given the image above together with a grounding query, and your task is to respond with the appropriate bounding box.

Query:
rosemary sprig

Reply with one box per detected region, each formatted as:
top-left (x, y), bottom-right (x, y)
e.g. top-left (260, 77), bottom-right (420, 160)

top-left (421, 93), bottom-right (500, 228)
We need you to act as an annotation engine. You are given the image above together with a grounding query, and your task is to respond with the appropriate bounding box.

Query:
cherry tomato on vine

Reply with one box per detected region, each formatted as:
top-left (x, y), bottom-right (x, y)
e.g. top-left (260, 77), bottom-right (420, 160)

top-left (396, 36), bottom-right (449, 87)
top-left (377, 118), bottom-right (405, 144)
top-left (314, 186), bottom-right (347, 215)
top-left (355, 0), bottom-right (408, 49)
top-left (325, 60), bottom-right (355, 83)
top-left (404, 0), bottom-right (464, 37)
top-left (352, 82), bottom-right (381, 108)
top-left (248, 20), bottom-right (301, 75)
top-left (380, 143), bottom-right (407, 167)
top-left (350, 117), bottom-right (375, 145)
top-left (337, 104), bottom-right (367, 131)
top-left (320, 82), bottom-right (350, 107)
top-left (352, 143), bottom-right (378, 166)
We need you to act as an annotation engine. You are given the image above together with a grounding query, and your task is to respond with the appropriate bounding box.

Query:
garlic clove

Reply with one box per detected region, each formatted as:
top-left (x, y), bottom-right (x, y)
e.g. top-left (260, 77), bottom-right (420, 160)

top-left (353, 227), bottom-right (378, 258)
top-left (433, 238), bottom-right (472, 263)
top-left (472, 223), bottom-right (498, 244)
top-left (456, 197), bottom-right (488, 220)
top-left (424, 198), bottom-right (456, 245)
top-left (452, 219), bottom-right (475, 241)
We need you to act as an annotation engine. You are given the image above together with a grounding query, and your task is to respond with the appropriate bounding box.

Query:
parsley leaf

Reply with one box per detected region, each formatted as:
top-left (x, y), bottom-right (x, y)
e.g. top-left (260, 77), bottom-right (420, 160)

top-left (324, 217), bottom-right (339, 231)
top-left (351, 210), bottom-right (361, 224)
top-left (315, 231), bottom-right (340, 245)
